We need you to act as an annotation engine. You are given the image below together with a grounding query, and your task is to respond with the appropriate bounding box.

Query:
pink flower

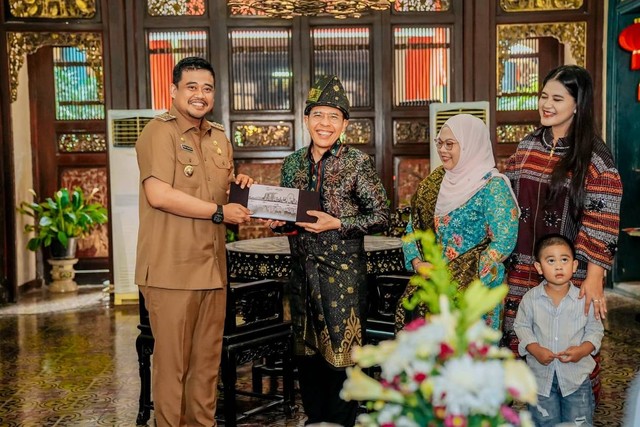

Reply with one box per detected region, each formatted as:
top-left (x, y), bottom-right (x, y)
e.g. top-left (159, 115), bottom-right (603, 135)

top-left (439, 342), bottom-right (455, 360)
top-left (381, 423), bottom-right (395, 427)
top-left (405, 317), bottom-right (426, 331)
top-left (500, 405), bottom-right (520, 424)
top-left (445, 246), bottom-right (459, 260)
top-left (413, 372), bottom-right (427, 383)
top-left (452, 234), bottom-right (463, 247)
top-left (442, 215), bottom-right (451, 225)
top-left (444, 414), bottom-right (468, 427)
top-left (434, 405), bottom-right (447, 419)
top-left (468, 342), bottom-right (489, 358)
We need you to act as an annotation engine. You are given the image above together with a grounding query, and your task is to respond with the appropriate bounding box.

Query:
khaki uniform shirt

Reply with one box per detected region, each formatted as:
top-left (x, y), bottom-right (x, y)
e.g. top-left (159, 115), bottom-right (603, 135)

top-left (135, 105), bottom-right (234, 290)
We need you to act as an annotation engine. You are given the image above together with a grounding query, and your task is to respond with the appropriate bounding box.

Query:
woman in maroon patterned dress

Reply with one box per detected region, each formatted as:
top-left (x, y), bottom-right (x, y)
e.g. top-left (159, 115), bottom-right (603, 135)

top-left (502, 65), bottom-right (622, 401)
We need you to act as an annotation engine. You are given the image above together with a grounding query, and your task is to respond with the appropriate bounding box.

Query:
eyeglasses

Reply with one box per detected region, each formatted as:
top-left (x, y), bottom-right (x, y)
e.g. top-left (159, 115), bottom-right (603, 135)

top-left (434, 138), bottom-right (458, 151)
top-left (309, 111), bottom-right (344, 124)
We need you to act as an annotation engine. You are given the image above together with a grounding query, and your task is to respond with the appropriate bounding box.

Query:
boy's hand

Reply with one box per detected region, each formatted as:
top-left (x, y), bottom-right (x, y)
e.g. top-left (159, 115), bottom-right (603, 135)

top-left (527, 343), bottom-right (556, 365)
top-left (557, 342), bottom-right (595, 363)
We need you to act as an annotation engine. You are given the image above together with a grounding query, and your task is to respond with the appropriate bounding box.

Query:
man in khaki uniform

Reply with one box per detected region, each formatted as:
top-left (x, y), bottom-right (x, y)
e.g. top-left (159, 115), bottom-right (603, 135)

top-left (135, 56), bottom-right (253, 427)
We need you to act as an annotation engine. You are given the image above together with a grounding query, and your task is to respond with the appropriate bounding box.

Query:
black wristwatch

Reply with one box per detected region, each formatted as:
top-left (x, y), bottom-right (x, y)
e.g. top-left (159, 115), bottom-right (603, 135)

top-left (211, 204), bottom-right (224, 224)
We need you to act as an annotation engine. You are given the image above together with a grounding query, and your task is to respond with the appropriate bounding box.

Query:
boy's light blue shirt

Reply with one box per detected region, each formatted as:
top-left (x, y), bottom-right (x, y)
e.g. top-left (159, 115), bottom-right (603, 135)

top-left (514, 281), bottom-right (604, 398)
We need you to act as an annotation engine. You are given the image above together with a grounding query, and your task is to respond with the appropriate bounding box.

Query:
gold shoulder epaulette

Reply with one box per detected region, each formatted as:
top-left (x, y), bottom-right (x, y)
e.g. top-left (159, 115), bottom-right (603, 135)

top-left (155, 112), bottom-right (176, 122)
top-left (210, 121), bottom-right (225, 131)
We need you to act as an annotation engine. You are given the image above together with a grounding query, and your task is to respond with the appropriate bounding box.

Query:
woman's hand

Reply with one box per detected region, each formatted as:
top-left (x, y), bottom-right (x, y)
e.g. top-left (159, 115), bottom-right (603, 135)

top-left (578, 262), bottom-right (607, 320)
top-left (411, 258), bottom-right (432, 277)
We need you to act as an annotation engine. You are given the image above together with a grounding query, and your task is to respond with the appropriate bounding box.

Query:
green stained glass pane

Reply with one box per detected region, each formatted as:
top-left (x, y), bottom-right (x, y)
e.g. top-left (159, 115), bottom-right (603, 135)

top-left (53, 47), bottom-right (104, 120)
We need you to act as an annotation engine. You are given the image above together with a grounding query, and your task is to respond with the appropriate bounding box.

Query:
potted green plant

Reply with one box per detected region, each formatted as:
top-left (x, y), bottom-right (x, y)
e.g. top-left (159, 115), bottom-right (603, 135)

top-left (17, 187), bottom-right (108, 259)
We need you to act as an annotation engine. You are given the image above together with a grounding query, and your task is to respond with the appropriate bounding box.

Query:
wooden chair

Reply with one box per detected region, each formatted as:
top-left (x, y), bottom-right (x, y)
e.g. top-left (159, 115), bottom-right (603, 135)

top-left (135, 279), bottom-right (295, 427)
top-left (364, 273), bottom-right (412, 344)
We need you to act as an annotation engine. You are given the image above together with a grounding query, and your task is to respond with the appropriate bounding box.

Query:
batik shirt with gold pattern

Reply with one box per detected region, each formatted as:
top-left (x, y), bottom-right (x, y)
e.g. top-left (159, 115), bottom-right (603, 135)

top-left (281, 141), bottom-right (389, 367)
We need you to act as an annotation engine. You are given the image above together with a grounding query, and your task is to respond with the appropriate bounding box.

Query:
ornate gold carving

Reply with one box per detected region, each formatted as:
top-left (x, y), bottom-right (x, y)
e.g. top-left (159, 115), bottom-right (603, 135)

top-left (58, 133), bottom-right (106, 152)
top-left (9, 0), bottom-right (96, 19)
top-left (500, 0), bottom-right (582, 12)
top-left (228, 0), bottom-right (395, 19)
top-left (344, 119), bottom-right (373, 145)
top-left (496, 124), bottom-right (537, 144)
top-left (496, 22), bottom-right (586, 96)
top-left (394, 0), bottom-right (450, 12)
top-left (8, 32), bottom-right (103, 103)
top-left (147, 0), bottom-right (206, 16)
top-left (233, 123), bottom-right (292, 149)
top-left (394, 119), bottom-right (429, 144)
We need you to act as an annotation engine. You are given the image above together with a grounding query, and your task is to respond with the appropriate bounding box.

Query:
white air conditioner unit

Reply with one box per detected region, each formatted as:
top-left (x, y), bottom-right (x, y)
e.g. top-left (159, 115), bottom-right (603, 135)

top-left (428, 101), bottom-right (490, 171)
top-left (107, 109), bottom-right (162, 305)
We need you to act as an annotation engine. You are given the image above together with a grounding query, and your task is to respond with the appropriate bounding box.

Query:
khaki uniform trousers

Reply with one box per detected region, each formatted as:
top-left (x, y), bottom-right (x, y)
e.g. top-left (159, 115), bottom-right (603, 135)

top-left (141, 286), bottom-right (226, 427)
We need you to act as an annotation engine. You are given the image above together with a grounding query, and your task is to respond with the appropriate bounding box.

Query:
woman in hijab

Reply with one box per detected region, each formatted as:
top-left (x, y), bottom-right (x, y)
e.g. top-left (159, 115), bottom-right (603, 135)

top-left (395, 114), bottom-right (519, 330)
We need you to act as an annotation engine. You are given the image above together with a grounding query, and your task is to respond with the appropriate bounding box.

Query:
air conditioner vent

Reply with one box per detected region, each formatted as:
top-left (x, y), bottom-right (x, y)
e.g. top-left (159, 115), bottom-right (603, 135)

top-left (112, 117), bottom-right (154, 147)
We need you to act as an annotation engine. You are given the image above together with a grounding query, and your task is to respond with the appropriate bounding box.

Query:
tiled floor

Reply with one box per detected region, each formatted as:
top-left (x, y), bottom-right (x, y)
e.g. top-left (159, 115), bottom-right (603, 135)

top-left (0, 284), bottom-right (639, 426)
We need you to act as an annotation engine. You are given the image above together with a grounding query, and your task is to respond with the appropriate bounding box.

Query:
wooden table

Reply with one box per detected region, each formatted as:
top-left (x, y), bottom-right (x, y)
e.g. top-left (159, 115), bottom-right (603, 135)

top-left (226, 235), bottom-right (406, 281)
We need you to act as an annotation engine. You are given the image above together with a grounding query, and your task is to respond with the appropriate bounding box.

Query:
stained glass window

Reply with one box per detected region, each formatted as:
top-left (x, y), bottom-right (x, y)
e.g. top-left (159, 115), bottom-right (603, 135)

top-left (497, 38), bottom-right (539, 111)
top-left (230, 29), bottom-right (292, 111)
top-left (53, 47), bottom-right (104, 120)
top-left (147, 30), bottom-right (208, 110)
top-left (312, 27), bottom-right (371, 108)
top-left (393, 27), bottom-right (450, 107)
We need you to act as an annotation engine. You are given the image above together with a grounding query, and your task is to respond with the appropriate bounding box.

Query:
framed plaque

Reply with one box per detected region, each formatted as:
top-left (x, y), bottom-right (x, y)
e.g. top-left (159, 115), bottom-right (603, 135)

top-left (229, 183), bottom-right (321, 223)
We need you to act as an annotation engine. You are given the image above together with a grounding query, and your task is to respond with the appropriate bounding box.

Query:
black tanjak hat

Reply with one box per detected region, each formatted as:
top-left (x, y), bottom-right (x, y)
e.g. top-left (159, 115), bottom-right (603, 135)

top-left (304, 75), bottom-right (350, 119)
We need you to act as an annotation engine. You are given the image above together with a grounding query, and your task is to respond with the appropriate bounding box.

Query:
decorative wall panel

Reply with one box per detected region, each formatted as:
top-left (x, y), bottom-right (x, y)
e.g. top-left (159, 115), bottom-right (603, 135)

top-left (394, 119), bottom-right (429, 144)
top-left (395, 0), bottom-right (449, 12)
top-left (496, 124), bottom-right (537, 144)
top-left (9, 0), bottom-right (96, 18)
top-left (58, 133), bottom-right (107, 153)
top-left (147, 0), bottom-right (206, 16)
top-left (395, 157), bottom-right (430, 207)
top-left (60, 167), bottom-right (109, 258)
top-left (344, 119), bottom-right (373, 145)
top-left (232, 122), bottom-right (292, 150)
top-left (234, 161), bottom-right (283, 186)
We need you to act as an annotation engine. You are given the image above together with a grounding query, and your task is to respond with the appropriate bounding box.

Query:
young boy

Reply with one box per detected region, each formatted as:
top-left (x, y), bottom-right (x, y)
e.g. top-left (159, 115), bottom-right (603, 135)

top-left (514, 233), bottom-right (603, 427)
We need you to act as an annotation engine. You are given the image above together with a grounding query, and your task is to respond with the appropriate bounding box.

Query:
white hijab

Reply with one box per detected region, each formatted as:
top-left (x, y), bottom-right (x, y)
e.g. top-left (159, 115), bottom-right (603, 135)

top-left (434, 114), bottom-right (516, 216)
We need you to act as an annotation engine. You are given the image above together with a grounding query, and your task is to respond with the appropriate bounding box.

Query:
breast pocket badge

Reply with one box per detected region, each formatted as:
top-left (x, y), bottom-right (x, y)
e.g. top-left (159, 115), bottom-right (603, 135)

top-left (184, 165), bottom-right (195, 177)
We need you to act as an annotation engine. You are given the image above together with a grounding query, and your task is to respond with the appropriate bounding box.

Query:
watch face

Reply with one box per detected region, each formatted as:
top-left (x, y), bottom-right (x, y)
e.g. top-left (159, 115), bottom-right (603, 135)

top-left (213, 212), bottom-right (224, 224)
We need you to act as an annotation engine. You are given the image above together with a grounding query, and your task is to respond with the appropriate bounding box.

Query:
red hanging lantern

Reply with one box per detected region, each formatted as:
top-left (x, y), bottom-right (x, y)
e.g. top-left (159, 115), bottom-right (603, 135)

top-left (619, 18), bottom-right (640, 70)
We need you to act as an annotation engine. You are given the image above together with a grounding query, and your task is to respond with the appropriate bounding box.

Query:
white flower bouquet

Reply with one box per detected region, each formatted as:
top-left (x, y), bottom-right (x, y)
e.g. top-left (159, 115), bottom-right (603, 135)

top-left (341, 230), bottom-right (537, 427)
